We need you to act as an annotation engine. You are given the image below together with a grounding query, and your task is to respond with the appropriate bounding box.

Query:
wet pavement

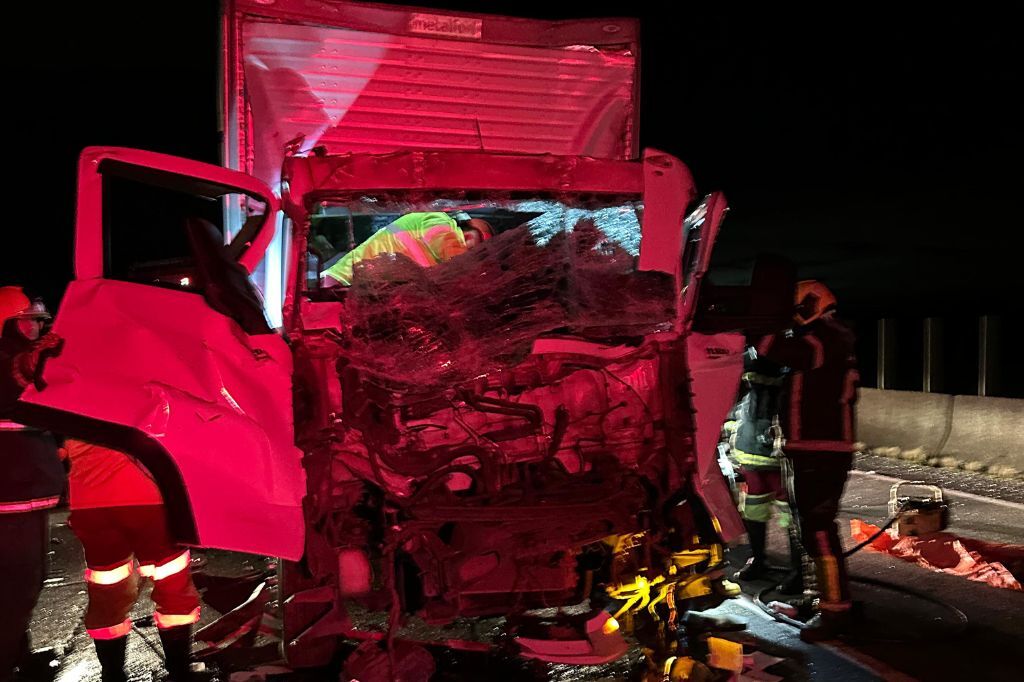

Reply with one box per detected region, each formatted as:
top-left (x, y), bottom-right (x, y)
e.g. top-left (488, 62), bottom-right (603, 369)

top-left (24, 464), bottom-right (1024, 681)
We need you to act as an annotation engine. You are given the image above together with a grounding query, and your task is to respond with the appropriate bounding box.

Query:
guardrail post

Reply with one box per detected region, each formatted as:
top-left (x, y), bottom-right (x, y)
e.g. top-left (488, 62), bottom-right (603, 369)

top-left (877, 318), bottom-right (895, 390)
top-left (978, 315), bottom-right (1000, 396)
top-left (923, 318), bottom-right (943, 393)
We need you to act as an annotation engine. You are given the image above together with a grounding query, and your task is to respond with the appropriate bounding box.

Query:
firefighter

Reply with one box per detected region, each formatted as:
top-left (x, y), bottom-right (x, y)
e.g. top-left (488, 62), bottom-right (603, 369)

top-left (63, 438), bottom-right (201, 681)
top-left (757, 280), bottom-right (858, 641)
top-left (321, 211), bottom-right (493, 286)
top-left (730, 346), bottom-right (804, 594)
top-left (0, 286), bottom-right (66, 680)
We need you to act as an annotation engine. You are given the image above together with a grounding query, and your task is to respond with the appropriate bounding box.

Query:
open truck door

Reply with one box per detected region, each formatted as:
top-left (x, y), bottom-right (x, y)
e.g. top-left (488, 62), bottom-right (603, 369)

top-left (640, 182), bottom-right (745, 541)
top-left (664, 193), bottom-right (798, 542)
top-left (677, 193), bottom-right (747, 542)
top-left (15, 147), bottom-right (306, 560)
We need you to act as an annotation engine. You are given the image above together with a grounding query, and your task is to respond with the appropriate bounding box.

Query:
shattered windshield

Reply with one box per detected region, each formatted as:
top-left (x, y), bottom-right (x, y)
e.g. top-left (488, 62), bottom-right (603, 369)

top-left (306, 194), bottom-right (644, 290)
top-left (301, 193), bottom-right (677, 389)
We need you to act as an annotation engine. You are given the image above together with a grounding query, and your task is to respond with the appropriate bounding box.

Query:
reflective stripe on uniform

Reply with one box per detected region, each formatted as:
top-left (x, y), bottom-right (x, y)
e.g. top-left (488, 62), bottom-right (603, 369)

top-left (139, 550), bottom-right (190, 581)
top-left (421, 223), bottom-right (456, 245)
top-left (740, 493), bottom-right (793, 525)
top-left (154, 607), bottom-right (200, 629)
top-left (0, 419), bottom-right (29, 430)
top-left (87, 619), bottom-right (131, 640)
top-left (741, 372), bottom-right (784, 386)
top-left (773, 500), bottom-right (793, 528)
top-left (789, 372), bottom-right (803, 441)
top-left (740, 493), bottom-right (775, 522)
top-left (841, 368), bottom-right (858, 442)
top-left (815, 531), bottom-right (845, 605)
top-left (732, 449), bottom-right (779, 469)
top-left (386, 224), bottom-right (435, 267)
top-left (0, 495), bottom-right (61, 514)
top-left (84, 559), bottom-right (135, 585)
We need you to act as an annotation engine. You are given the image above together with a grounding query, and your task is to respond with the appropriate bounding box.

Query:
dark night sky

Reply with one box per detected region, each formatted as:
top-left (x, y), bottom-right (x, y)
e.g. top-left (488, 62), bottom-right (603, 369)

top-left (6, 2), bottom-right (1022, 320)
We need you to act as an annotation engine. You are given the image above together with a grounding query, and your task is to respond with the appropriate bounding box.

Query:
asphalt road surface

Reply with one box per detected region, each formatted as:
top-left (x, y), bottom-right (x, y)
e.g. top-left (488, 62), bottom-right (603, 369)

top-left (24, 460), bottom-right (1023, 681)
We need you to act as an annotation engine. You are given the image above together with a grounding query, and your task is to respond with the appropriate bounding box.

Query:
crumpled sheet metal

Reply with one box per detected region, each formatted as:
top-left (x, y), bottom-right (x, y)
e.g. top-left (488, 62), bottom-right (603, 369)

top-left (851, 519), bottom-right (1024, 591)
top-left (20, 278), bottom-right (306, 560)
top-left (339, 222), bottom-right (674, 390)
top-left (686, 332), bottom-right (747, 543)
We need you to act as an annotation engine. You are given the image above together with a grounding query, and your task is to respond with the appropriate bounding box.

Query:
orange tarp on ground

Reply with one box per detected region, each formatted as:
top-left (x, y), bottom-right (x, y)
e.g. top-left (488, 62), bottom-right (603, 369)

top-left (850, 519), bottom-right (1023, 591)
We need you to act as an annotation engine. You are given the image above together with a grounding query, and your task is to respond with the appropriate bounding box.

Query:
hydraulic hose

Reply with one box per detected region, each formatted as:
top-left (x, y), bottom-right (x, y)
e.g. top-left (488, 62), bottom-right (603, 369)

top-left (749, 503), bottom-right (969, 641)
top-left (751, 506), bottom-right (902, 631)
top-left (842, 505), bottom-right (904, 559)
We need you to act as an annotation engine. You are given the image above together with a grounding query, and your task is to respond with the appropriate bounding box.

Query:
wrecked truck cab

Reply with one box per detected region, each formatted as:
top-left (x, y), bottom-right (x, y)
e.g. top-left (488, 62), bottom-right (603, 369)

top-left (16, 143), bottom-right (751, 666)
top-left (274, 148), bottom-right (749, 662)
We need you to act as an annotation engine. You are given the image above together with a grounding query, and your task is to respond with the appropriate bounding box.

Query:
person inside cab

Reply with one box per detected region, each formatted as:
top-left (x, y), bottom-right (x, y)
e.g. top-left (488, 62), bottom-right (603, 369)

top-left (319, 211), bottom-right (493, 287)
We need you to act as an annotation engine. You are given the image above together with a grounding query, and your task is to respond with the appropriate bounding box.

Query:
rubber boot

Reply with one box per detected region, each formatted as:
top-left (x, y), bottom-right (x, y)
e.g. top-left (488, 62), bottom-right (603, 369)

top-left (92, 637), bottom-right (128, 682)
top-left (734, 521), bottom-right (768, 581)
top-left (778, 531), bottom-right (805, 595)
top-left (158, 625), bottom-right (192, 681)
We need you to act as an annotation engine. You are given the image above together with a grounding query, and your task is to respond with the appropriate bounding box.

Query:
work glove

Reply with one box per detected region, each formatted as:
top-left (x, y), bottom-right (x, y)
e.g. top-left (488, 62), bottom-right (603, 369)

top-left (13, 332), bottom-right (64, 390)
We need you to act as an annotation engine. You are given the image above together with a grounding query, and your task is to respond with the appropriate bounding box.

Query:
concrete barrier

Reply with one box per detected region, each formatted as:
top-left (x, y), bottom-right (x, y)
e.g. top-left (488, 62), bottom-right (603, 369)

top-left (855, 388), bottom-right (1024, 475)
top-left (856, 388), bottom-right (954, 454)
top-left (942, 395), bottom-right (1024, 470)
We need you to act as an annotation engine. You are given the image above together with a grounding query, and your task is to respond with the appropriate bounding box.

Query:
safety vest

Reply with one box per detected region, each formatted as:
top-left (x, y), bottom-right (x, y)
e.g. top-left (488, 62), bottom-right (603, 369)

top-left (321, 212), bottom-right (468, 285)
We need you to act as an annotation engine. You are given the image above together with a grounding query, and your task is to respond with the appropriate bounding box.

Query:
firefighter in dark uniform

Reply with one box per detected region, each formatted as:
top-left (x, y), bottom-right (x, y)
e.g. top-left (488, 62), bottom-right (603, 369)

top-left (730, 347), bottom-right (803, 594)
top-left (757, 280), bottom-right (858, 641)
top-left (0, 286), bottom-right (66, 680)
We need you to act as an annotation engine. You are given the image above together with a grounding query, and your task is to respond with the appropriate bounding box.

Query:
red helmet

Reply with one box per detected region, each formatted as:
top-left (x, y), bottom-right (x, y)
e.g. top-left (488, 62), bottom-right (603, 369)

top-left (0, 286), bottom-right (51, 329)
top-left (794, 280), bottom-right (836, 325)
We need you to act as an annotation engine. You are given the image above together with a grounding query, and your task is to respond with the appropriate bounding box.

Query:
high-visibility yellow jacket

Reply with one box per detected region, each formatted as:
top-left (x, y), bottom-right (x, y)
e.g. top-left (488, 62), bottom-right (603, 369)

top-left (321, 212), bottom-right (468, 285)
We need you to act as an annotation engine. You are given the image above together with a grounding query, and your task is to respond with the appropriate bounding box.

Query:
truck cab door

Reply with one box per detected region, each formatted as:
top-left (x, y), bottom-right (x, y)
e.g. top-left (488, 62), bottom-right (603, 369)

top-left (641, 183), bottom-right (745, 541)
top-left (15, 147), bottom-right (306, 560)
top-left (676, 193), bottom-right (746, 541)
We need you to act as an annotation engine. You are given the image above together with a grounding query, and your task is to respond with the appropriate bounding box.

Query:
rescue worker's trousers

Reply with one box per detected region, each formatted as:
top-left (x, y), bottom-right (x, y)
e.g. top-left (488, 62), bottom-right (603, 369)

top-left (0, 509), bottom-right (49, 678)
top-left (738, 465), bottom-right (791, 526)
top-left (785, 450), bottom-right (854, 611)
top-left (69, 505), bottom-right (200, 640)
